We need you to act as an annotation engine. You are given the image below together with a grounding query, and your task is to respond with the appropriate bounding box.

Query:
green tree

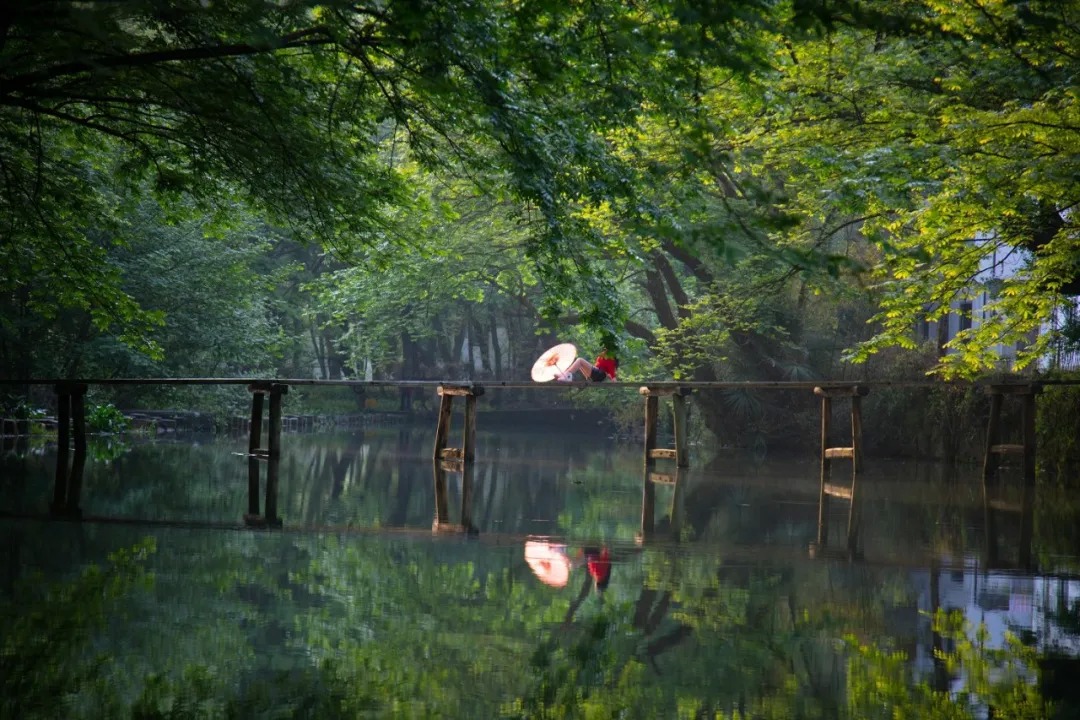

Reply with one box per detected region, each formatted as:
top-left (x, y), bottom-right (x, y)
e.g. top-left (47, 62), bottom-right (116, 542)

top-left (0, 0), bottom-right (794, 374)
top-left (741, 0), bottom-right (1080, 377)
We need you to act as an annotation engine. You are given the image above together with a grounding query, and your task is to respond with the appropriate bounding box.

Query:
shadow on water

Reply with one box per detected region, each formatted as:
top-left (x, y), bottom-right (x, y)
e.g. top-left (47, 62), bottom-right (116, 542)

top-left (2, 426), bottom-right (1080, 718)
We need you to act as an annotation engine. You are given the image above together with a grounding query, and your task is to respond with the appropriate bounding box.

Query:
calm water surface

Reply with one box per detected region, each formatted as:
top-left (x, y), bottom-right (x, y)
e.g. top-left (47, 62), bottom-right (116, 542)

top-left (2, 425), bottom-right (1079, 718)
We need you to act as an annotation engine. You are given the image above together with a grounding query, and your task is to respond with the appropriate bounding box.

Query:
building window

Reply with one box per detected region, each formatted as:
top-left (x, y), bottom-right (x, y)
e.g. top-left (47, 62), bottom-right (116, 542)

top-left (917, 318), bottom-right (931, 340)
top-left (959, 302), bottom-right (973, 332)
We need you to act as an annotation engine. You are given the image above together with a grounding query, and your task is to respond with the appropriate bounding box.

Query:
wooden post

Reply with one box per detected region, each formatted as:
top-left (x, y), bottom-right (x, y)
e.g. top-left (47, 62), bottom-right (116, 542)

top-left (460, 462), bottom-right (475, 530)
top-left (432, 459), bottom-right (476, 534)
top-left (981, 391), bottom-right (1002, 557)
top-left (52, 384), bottom-right (70, 514)
top-left (816, 393), bottom-right (831, 547)
top-left (432, 393), bottom-right (454, 461)
top-left (637, 470), bottom-right (655, 544)
top-left (643, 393), bottom-right (658, 468)
top-left (265, 384), bottom-right (286, 525)
top-left (672, 391), bottom-right (689, 469)
top-left (981, 392), bottom-right (1003, 485)
top-left (846, 393), bottom-right (862, 550)
top-left (1022, 390), bottom-right (1037, 489)
top-left (246, 390), bottom-right (264, 517)
top-left (268, 384), bottom-right (285, 460)
top-left (264, 453), bottom-right (280, 525)
top-left (246, 457), bottom-right (261, 517)
top-left (433, 461), bottom-right (449, 529)
top-left (464, 393), bottom-right (478, 462)
top-left (669, 467), bottom-right (686, 541)
top-left (1019, 390), bottom-right (1037, 563)
top-left (68, 386), bottom-right (87, 516)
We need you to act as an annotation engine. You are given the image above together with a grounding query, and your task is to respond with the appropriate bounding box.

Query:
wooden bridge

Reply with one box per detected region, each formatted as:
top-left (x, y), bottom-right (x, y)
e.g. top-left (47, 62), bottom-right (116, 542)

top-left (0, 376), bottom-right (1053, 560)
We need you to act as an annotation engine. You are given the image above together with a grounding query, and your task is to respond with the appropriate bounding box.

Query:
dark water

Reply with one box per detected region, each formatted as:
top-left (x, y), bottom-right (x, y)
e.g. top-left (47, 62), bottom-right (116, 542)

top-left (2, 426), bottom-right (1080, 719)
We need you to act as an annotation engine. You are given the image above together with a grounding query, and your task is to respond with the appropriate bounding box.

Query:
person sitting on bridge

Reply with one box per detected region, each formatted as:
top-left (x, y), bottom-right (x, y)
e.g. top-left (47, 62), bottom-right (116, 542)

top-left (557, 349), bottom-right (617, 382)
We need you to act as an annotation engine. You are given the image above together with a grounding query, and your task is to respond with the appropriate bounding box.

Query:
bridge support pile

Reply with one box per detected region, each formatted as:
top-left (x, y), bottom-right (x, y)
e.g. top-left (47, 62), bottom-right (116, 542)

top-left (982, 383), bottom-right (1040, 570)
top-left (812, 384), bottom-right (868, 558)
top-left (244, 382), bottom-right (288, 527)
top-left (640, 386), bottom-right (691, 474)
top-left (50, 382), bottom-right (87, 518)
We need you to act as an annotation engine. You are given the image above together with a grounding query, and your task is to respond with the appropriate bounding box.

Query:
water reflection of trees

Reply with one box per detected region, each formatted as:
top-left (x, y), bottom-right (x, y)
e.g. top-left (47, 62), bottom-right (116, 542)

top-left (1, 528), bottom-right (1078, 719)
top-left (4, 432), bottom-right (1080, 717)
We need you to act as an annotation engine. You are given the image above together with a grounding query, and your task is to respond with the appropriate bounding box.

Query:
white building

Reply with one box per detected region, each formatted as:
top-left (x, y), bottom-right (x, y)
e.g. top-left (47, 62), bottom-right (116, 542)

top-left (913, 238), bottom-right (1080, 370)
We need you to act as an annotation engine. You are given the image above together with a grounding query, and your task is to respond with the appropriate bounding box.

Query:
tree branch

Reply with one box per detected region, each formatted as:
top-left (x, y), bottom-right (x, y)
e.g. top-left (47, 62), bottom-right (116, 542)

top-left (3, 27), bottom-right (334, 96)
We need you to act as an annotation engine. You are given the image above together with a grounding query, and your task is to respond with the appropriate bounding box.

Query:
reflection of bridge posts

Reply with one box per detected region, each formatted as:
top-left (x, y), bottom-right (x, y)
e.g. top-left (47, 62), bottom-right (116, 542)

top-left (50, 382), bottom-right (87, 518)
top-left (432, 460), bottom-right (476, 534)
top-left (244, 382), bottom-right (288, 527)
top-left (982, 383), bottom-right (1040, 571)
top-left (640, 386), bottom-right (690, 469)
top-left (636, 467), bottom-right (686, 545)
top-left (432, 384), bottom-right (483, 463)
top-left (811, 384), bottom-right (868, 558)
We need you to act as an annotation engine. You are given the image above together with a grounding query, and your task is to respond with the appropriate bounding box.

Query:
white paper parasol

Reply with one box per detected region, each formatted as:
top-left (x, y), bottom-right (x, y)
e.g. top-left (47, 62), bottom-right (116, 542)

top-left (524, 540), bottom-right (571, 588)
top-left (531, 343), bottom-right (577, 382)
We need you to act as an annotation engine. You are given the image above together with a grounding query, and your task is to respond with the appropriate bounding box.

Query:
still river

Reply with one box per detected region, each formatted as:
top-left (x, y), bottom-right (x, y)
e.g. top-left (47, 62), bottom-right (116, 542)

top-left (2, 422), bottom-right (1079, 718)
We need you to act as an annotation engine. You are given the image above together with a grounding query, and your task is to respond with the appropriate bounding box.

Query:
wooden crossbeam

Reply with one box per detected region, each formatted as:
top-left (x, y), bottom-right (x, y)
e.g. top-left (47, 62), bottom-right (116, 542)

top-left (824, 483), bottom-right (853, 500)
top-left (824, 447), bottom-right (854, 459)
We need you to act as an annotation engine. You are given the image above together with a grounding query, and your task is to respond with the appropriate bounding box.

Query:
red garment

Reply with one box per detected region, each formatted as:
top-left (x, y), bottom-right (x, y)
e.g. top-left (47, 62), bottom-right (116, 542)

top-left (586, 548), bottom-right (611, 585)
top-left (594, 355), bottom-right (617, 380)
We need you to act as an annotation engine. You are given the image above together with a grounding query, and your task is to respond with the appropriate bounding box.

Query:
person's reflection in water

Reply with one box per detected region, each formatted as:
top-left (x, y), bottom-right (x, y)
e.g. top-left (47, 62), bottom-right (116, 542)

top-left (524, 541), bottom-right (611, 595)
top-left (524, 540), bottom-right (572, 588)
top-left (582, 546), bottom-right (611, 593)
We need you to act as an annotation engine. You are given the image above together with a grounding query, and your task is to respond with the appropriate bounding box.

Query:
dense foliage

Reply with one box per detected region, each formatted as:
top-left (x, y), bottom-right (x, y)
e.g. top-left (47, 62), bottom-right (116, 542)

top-left (2, 0), bottom-right (1079, 407)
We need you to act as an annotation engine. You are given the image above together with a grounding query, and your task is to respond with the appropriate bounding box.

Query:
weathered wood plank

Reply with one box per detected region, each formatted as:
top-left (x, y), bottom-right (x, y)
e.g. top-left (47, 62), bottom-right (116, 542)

top-left (824, 447), bottom-right (854, 459)
top-left (648, 448), bottom-right (678, 460)
top-left (638, 386), bottom-right (691, 397)
top-left (824, 483), bottom-right (853, 500)
top-left (437, 385), bottom-right (484, 397)
top-left (989, 443), bottom-right (1025, 455)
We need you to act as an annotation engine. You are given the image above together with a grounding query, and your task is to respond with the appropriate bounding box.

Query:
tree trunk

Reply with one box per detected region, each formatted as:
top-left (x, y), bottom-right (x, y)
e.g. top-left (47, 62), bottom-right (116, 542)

top-left (489, 312), bottom-right (503, 380)
top-left (631, 249), bottom-right (794, 445)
